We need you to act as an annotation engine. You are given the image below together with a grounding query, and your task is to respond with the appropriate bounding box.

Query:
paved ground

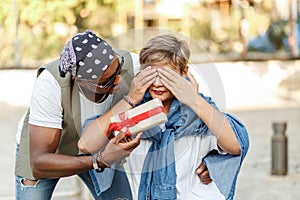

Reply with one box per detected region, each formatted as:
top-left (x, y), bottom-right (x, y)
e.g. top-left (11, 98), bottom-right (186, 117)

top-left (1, 60), bottom-right (300, 199)
top-left (233, 107), bottom-right (300, 200)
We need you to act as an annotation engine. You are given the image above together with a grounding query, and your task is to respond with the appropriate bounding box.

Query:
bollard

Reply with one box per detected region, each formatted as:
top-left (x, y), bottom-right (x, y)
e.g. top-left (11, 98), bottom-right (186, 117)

top-left (271, 122), bottom-right (288, 175)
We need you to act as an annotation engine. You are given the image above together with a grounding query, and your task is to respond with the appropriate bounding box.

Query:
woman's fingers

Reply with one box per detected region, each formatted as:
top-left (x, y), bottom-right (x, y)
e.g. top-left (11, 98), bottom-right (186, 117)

top-left (157, 67), bottom-right (181, 92)
top-left (127, 66), bottom-right (157, 104)
top-left (157, 67), bottom-right (177, 85)
top-left (135, 66), bottom-right (157, 86)
top-left (187, 72), bottom-right (199, 90)
top-left (157, 67), bottom-right (199, 107)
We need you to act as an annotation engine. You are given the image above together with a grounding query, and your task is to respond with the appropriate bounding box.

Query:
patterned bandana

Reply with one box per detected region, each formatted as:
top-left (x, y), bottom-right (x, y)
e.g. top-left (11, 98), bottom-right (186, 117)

top-left (59, 30), bottom-right (114, 80)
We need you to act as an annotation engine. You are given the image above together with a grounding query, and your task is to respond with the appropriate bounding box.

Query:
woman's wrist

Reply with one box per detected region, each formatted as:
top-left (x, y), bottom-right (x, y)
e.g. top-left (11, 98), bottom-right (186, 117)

top-left (190, 95), bottom-right (203, 113)
top-left (123, 95), bottom-right (137, 108)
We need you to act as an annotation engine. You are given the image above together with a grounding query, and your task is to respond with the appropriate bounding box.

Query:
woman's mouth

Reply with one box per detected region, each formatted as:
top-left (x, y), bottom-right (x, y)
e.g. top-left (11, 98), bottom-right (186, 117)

top-left (153, 90), bottom-right (164, 95)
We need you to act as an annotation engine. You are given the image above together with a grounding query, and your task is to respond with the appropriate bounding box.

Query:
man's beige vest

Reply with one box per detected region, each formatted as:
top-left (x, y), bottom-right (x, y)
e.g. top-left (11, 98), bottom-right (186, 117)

top-left (15, 50), bottom-right (134, 180)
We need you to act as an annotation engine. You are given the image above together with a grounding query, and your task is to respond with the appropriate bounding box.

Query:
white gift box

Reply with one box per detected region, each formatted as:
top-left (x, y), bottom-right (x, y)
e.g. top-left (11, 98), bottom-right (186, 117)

top-left (108, 98), bottom-right (168, 136)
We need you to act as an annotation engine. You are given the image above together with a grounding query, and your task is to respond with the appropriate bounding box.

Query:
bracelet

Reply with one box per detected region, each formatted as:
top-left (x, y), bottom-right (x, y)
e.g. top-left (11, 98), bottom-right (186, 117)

top-left (123, 95), bottom-right (136, 108)
top-left (92, 153), bottom-right (105, 173)
top-left (98, 151), bottom-right (111, 168)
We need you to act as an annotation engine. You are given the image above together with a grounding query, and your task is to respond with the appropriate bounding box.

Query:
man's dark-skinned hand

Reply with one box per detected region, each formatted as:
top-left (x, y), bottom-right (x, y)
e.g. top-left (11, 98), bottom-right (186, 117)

top-left (196, 162), bottom-right (212, 184)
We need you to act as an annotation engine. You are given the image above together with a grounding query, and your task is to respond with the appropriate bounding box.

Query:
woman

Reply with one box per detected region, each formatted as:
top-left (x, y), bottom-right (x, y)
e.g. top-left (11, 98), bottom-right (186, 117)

top-left (125, 34), bottom-right (249, 200)
top-left (79, 34), bottom-right (249, 200)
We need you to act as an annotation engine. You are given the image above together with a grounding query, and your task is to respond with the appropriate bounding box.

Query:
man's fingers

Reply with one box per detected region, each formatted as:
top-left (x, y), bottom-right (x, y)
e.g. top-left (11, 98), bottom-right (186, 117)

top-left (199, 177), bottom-right (212, 185)
top-left (196, 162), bottom-right (212, 185)
top-left (196, 162), bottom-right (206, 174)
top-left (134, 132), bottom-right (142, 140)
top-left (124, 136), bottom-right (132, 142)
top-left (198, 170), bottom-right (212, 184)
top-left (113, 129), bottom-right (127, 143)
top-left (113, 131), bottom-right (141, 150)
top-left (198, 169), bottom-right (209, 178)
top-left (126, 132), bottom-right (142, 151)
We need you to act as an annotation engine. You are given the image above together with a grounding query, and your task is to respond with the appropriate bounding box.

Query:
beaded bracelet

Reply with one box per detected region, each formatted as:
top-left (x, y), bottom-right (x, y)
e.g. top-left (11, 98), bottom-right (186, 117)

top-left (123, 95), bottom-right (136, 108)
top-left (98, 151), bottom-right (111, 168)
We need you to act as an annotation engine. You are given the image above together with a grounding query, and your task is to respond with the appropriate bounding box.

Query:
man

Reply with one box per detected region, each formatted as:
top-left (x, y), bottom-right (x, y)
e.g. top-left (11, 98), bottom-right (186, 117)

top-left (14, 30), bottom-right (211, 200)
top-left (15, 30), bottom-right (146, 200)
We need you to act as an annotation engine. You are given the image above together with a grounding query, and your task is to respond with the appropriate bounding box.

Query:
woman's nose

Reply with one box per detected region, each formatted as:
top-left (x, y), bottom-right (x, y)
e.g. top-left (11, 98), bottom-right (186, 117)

top-left (153, 75), bottom-right (163, 86)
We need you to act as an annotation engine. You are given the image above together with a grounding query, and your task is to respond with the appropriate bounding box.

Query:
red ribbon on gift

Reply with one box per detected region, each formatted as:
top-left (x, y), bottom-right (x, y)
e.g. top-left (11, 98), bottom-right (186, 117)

top-left (107, 106), bottom-right (165, 137)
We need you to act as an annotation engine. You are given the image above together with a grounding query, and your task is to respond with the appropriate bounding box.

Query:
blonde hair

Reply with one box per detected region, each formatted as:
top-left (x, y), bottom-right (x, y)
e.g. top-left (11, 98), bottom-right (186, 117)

top-left (139, 34), bottom-right (190, 73)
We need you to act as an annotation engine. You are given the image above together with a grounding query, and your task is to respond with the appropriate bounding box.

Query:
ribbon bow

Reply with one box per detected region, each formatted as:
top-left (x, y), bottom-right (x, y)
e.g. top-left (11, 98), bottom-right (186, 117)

top-left (106, 106), bottom-right (165, 137)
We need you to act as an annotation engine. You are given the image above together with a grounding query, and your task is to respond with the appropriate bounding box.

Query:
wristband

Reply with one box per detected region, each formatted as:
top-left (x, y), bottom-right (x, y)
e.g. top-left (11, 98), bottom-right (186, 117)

top-left (123, 95), bottom-right (136, 108)
top-left (92, 153), bottom-right (105, 173)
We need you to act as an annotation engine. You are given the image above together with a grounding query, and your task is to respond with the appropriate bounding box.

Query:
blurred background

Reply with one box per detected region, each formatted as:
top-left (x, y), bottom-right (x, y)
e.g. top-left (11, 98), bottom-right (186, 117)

top-left (2, 0), bottom-right (300, 68)
top-left (1, 0), bottom-right (300, 199)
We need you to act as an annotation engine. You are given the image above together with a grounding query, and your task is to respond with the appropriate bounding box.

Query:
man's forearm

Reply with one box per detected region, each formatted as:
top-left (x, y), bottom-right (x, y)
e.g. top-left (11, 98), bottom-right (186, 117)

top-left (31, 153), bottom-right (93, 179)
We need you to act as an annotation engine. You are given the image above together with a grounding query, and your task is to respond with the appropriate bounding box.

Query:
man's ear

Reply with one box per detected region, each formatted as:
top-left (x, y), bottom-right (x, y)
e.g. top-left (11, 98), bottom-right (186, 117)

top-left (182, 65), bottom-right (189, 77)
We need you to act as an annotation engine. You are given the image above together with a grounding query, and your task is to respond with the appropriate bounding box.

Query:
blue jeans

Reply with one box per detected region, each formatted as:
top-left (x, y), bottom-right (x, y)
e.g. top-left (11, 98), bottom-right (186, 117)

top-left (15, 145), bottom-right (132, 200)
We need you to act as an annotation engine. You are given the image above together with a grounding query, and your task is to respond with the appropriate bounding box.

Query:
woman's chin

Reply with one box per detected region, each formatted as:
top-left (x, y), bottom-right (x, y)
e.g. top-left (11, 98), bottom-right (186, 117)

top-left (150, 94), bottom-right (164, 102)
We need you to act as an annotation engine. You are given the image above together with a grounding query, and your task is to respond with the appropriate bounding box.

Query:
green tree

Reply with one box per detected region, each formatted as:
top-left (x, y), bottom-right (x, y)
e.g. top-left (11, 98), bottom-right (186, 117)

top-left (0, 0), bottom-right (119, 68)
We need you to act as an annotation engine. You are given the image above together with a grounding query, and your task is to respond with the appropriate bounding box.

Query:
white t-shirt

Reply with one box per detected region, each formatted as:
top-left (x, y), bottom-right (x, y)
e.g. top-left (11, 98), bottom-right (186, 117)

top-left (125, 134), bottom-right (226, 200)
top-left (16, 52), bottom-right (140, 144)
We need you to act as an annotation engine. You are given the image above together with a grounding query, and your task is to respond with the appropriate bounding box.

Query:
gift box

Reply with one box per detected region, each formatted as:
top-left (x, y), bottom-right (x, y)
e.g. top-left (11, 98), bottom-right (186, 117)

top-left (107, 98), bottom-right (168, 136)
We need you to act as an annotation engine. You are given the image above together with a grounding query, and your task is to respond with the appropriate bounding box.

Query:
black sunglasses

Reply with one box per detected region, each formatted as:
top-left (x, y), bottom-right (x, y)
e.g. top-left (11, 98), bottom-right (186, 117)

top-left (79, 53), bottom-right (124, 90)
